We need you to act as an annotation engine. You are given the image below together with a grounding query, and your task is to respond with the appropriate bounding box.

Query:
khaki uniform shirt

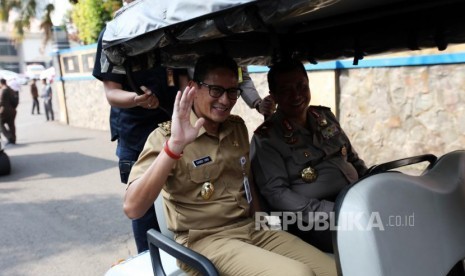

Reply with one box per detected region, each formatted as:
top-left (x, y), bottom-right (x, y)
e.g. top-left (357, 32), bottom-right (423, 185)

top-left (129, 111), bottom-right (251, 244)
top-left (250, 106), bottom-right (367, 220)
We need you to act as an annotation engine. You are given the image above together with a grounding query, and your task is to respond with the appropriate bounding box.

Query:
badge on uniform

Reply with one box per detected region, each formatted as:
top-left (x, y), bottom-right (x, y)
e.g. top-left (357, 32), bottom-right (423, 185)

top-left (192, 156), bottom-right (212, 167)
top-left (341, 146), bottom-right (347, 156)
top-left (321, 124), bottom-right (340, 139)
top-left (318, 118), bottom-right (328, 127)
top-left (309, 108), bottom-right (327, 126)
top-left (201, 182), bottom-right (214, 200)
top-left (301, 166), bottom-right (318, 183)
top-left (158, 121), bottom-right (172, 135)
top-left (282, 119), bottom-right (298, 144)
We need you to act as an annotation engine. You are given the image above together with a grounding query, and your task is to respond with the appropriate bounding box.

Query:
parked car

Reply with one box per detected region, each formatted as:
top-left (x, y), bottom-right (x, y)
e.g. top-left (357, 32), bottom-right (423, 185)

top-left (24, 64), bottom-right (45, 80)
top-left (0, 69), bottom-right (28, 90)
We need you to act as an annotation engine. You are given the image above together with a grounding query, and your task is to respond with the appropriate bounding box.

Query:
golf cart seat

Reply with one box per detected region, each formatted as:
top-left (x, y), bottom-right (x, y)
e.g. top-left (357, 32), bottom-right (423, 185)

top-left (333, 150), bottom-right (465, 276)
top-left (147, 194), bottom-right (218, 276)
top-left (104, 194), bottom-right (218, 276)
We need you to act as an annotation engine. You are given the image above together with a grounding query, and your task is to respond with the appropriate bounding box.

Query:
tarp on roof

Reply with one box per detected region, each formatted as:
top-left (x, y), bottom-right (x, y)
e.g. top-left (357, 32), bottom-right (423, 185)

top-left (102, 0), bottom-right (465, 67)
top-left (102, 0), bottom-right (340, 66)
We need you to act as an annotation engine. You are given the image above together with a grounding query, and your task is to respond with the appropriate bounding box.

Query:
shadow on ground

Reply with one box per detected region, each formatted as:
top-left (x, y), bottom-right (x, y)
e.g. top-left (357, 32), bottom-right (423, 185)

top-left (0, 152), bottom-right (117, 181)
top-left (0, 194), bottom-right (131, 275)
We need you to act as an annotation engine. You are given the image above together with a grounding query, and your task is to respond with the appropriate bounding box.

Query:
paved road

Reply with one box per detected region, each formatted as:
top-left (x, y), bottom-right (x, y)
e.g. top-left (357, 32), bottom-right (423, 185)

top-left (0, 88), bottom-right (137, 276)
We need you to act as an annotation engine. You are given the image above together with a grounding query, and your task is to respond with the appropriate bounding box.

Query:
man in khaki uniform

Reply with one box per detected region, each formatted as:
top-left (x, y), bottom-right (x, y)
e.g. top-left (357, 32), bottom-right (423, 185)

top-left (251, 59), bottom-right (367, 253)
top-left (125, 54), bottom-right (336, 276)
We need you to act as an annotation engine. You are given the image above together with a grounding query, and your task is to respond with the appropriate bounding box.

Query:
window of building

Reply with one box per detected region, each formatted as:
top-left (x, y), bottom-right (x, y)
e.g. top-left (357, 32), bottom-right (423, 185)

top-left (0, 62), bottom-right (20, 72)
top-left (0, 38), bottom-right (18, 56)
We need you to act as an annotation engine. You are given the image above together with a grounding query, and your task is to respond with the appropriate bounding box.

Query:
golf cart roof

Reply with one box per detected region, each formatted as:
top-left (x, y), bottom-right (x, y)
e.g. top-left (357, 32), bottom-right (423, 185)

top-left (102, 0), bottom-right (465, 67)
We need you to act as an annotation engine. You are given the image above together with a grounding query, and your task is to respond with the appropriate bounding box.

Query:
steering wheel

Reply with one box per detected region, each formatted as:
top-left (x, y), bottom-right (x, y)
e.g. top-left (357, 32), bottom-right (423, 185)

top-left (366, 154), bottom-right (437, 175)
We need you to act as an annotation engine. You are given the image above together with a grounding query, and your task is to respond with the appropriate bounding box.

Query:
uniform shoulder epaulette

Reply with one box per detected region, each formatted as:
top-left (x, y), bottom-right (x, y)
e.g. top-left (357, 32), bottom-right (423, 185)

top-left (308, 105), bottom-right (331, 117)
top-left (309, 105), bottom-right (331, 111)
top-left (158, 120), bottom-right (172, 136)
top-left (254, 120), bottom-right (273, 137)
top-left (227, 114), bottom-right (245, 123)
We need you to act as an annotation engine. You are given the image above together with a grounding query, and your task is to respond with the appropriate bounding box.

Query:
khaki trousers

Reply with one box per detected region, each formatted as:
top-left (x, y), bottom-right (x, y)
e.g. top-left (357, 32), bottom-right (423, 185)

top-left (183, 219), bottom-right (337, 276)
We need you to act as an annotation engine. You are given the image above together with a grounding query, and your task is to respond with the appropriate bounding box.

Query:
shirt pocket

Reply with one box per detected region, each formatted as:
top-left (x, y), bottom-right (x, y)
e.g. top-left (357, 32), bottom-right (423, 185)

top-left (188, 163), bottom-right (223, 200)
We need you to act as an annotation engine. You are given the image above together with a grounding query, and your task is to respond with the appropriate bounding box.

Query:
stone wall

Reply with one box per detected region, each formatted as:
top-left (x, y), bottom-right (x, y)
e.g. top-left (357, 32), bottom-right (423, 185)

top-left (338, 65), bottom-right (465, 167)
top-left (61, 80), bottom-right (110, 131)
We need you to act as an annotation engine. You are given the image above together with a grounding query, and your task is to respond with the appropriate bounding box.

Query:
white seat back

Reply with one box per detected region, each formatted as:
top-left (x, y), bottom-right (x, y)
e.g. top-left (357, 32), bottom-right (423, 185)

top-left (335, 150), bottom-right (465, 276)
top-left (155, 193), bottom-right (174, 239)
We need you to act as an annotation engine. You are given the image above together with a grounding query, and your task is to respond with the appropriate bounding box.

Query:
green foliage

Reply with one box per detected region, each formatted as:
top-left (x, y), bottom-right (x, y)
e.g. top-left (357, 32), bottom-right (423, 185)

top-left (71, 0), bottom-right (121, 45)
top-left (0, 3), bottom-right (10, 22)
top-left (0, 0), bottom-right (20, 22)
top-left (1, 0), bottom-right (122, 44)
top-left (39, 4), bottom-right (54, 48)
top-left (0, 0), bottom-right (38, 42)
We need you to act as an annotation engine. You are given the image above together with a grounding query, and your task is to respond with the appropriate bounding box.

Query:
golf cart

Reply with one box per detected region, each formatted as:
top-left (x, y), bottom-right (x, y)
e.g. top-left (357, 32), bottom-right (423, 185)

top-left (102, 0), bottom-right (465, 275)
top-left (0, 140), bottom-right (11, 176)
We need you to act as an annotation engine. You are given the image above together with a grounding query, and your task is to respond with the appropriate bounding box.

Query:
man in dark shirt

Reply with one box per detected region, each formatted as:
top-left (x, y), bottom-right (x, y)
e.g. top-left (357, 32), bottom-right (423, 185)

top-left (30, 79), bottom-right (40, 115)
top-left (0, 79), bottom-right (17, 145)
top-left (93, 25), bottom-right (189, 253)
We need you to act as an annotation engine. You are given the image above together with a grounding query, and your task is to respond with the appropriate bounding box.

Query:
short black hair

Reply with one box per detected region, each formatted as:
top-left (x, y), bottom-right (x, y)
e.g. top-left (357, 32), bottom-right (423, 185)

top-left (0, 78), bottom-right (6, 85)
top-left (193, 53), bottom-right (238, 83)
top-left (267, 59), bottom-right (308, 93)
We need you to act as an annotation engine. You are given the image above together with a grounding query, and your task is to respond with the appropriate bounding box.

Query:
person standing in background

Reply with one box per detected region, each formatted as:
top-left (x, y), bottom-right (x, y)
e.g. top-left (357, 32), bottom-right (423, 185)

top-left (41, 78), bottom-right (54, 121)
top-left (30, 79), bottom-right (40, 115)
top-left (93, 16), bottom-right (188, 252)
top-left (0, 78), bottom-right (17, 144)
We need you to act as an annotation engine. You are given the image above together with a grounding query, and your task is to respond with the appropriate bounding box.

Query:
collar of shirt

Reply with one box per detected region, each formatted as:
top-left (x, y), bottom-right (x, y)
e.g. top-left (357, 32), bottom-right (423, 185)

top-left (189, 109), bottom-right (235, 141)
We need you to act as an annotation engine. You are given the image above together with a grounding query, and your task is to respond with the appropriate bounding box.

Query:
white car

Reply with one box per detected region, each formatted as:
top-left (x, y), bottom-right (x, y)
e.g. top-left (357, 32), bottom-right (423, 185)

top-left (0, 69), bottom-right (28, 90)
top-left (24, 64), bottom-right (46, 80)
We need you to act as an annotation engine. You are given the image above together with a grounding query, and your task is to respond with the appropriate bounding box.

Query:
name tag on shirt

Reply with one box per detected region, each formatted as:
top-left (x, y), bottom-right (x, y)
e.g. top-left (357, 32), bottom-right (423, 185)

top-left (192, 156), bottom-right (212, 167)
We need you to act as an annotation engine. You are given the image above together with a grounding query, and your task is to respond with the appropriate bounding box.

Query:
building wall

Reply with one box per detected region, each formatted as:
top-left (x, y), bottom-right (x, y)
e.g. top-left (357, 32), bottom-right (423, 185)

top-left (61, 79), bottom-right (111, 131)
top-left (1, 21), bottom-right (78, 74)
top-left (0, 31), bottom-right (52, 73)
top-left (0, 35), bottom-right (21, 72)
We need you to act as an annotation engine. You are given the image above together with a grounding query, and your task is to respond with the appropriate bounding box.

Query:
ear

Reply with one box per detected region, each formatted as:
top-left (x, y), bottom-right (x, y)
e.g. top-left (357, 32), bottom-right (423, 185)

top-left (188, 79), bottom-right (198, 88)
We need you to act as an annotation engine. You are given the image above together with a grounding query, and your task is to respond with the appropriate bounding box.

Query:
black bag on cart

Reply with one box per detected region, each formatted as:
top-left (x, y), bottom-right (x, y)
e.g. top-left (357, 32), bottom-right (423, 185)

top-left (0, 150), bottom-right (11, 176)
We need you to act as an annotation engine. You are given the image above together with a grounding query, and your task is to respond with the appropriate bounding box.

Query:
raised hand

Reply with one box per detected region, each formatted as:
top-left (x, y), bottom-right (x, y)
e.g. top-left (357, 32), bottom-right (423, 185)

top-left (168, 86), bottom-right (205, 154)
top-left (259, 95), bottom-right (276, 116)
